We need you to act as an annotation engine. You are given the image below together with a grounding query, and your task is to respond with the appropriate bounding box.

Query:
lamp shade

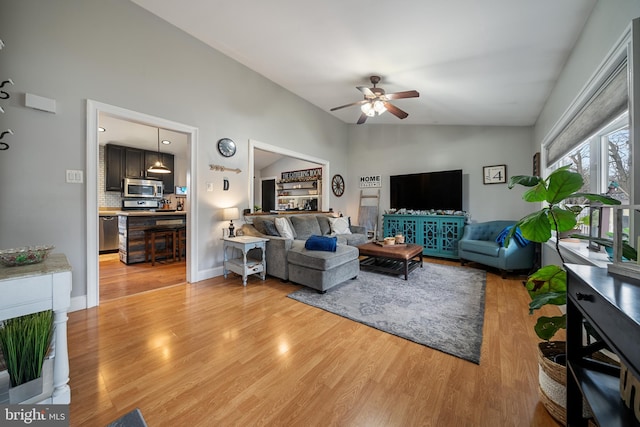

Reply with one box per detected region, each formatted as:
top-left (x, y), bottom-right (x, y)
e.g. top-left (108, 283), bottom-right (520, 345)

top-left (221, 207), bottom-right (239, 221)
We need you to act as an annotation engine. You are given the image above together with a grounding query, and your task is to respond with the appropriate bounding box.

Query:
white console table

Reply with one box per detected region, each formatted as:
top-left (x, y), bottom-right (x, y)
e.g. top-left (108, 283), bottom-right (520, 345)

top-left (0, 253), bottom-right (72, 404)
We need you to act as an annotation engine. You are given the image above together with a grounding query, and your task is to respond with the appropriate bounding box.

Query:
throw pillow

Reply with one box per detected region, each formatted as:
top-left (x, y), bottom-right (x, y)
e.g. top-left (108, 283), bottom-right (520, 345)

top-left (262, 220), bottom-right (280, 236)
top-left (328, 216), bottom-right (352, 235)
top-left (275, 217), bottom-right (295, 239)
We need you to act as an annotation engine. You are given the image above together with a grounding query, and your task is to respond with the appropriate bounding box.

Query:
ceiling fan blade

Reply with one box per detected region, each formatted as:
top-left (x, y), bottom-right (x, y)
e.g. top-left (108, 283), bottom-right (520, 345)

top-left (356, 113), bottom-right (368, 125)
top-left (356, 86), bottom-right (375, 97)
top-left (384, 102), bottom-right (409, 119)
top-left (385, 90), bottom-right (420, 100)
top-left (330, 100), bottom-right (368, 111)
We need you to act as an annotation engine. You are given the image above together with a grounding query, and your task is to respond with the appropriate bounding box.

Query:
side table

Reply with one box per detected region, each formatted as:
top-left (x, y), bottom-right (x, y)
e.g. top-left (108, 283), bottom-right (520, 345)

top-left (223, 236), bottom-right (269, 286)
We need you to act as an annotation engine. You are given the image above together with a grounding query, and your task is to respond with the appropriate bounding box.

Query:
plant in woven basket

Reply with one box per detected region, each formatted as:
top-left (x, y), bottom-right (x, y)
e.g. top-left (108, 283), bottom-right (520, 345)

top-left (0, 310), bottom-right (53, 387)
top-left (506, 166), bottom-right (621, 341)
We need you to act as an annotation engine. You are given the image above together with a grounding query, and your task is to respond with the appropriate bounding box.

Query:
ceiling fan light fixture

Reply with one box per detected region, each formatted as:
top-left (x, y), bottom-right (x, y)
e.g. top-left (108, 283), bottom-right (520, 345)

top-left (361, 102), bottom-right (375, 117)
top-left (373, 100), bottom-right (386, 114)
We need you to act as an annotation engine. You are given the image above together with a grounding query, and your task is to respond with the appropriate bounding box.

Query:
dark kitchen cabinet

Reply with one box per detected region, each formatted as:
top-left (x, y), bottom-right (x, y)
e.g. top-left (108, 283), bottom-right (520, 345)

top-left (105, 144), bottom-right (175, 192)
top-left (124, 147), bottom-right (145, 178)
top-left (144, 151), bottom-right (175, 193)
top-left (105, 144), bottom-right (124, 191)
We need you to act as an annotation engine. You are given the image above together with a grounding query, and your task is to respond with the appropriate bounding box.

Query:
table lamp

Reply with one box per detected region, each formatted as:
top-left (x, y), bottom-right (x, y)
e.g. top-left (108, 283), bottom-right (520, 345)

top-left (222, 207), bottom-right (239, 237)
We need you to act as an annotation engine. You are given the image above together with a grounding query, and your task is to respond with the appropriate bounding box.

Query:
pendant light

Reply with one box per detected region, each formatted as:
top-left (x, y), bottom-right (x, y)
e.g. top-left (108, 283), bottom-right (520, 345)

top-left (147, 127), bottom-right (171, 174)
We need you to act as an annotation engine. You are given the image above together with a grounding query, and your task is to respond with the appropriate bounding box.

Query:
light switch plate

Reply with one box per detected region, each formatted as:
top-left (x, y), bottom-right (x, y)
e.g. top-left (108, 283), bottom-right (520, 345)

top-left (66, 169), bottom-right (83, 183)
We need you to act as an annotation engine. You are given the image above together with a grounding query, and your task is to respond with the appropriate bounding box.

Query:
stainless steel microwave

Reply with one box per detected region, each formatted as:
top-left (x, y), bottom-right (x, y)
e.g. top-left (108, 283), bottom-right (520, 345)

top-left (123, 178), bottom-right (163, 199)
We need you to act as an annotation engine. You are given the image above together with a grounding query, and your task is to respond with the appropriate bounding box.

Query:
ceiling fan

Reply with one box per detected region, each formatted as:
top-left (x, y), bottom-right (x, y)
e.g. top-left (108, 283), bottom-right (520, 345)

top-left (330, 76), bottom-right (420, 124)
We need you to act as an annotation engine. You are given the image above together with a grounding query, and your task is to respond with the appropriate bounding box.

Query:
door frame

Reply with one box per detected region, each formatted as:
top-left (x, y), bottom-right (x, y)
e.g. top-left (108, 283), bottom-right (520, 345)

top-left (86, 100), bottom-right (199, 308)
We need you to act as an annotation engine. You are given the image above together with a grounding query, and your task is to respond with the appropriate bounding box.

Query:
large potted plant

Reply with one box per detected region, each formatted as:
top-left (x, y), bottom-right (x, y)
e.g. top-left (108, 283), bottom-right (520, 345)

top-left (0, 310), bottom-right (53, 403)
top-left (507, 166), bottom-right (621, 425)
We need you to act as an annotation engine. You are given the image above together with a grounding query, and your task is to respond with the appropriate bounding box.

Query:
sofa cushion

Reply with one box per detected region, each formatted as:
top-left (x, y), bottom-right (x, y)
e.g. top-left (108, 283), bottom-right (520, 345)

top-left (290, 215), bottom-right (322, 240)
top-left (275, 217), bottom-right (296, 239)
top-left (288, 244), bottom-right (358, 271)
top-left (316, 215), bottom-right (332, 235)
top-left (328, 217), bottom-right (352, 235)
top-left (336, 233), bottom-right (368, 246)
top-left (459, 239), bottom-right (500, 257)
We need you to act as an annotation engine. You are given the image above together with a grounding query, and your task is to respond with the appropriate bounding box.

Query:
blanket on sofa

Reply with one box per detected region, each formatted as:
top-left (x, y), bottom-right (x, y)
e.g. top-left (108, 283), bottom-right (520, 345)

top-left (304, 235), bottom-right (337, 252)
top-left (496, 225), bottom-right (529, 247)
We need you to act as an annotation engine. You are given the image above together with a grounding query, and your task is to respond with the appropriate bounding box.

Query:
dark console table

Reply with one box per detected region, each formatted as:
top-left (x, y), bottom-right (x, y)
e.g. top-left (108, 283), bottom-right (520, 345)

top-left (566, 264), bottom-right (640, 426)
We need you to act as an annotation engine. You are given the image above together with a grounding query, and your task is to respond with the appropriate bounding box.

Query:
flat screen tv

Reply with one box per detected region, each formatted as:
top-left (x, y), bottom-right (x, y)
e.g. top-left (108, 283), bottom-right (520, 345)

top-left (390, 169), bottom-right (463, 211)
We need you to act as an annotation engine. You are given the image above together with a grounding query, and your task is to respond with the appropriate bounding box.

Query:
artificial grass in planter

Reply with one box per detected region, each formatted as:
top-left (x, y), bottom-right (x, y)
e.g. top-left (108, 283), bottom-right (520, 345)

top-left (0, 310), bottom-right (53, 387)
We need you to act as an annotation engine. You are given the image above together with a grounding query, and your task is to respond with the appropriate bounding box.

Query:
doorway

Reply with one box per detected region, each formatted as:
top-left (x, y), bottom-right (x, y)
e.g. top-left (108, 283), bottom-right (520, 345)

top-left (249, 139), bottom-right (330, 212)
top-left (86, 100), bottom-right (198, 308)
top-left (261, 178), bottom-right (276, 212)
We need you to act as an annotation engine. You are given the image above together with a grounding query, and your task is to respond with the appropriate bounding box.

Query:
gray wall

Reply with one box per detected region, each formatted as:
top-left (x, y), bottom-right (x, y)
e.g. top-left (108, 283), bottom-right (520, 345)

top-left (0, 0), bottom-right (349, 302)
top-left (534, 0), bottom-right (640, 146)
top-left (346, 125), bottom-right (534, 224)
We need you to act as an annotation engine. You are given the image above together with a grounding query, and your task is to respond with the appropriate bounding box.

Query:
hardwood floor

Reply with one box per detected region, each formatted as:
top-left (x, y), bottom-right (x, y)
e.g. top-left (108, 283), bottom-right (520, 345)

top-left (70, 258), bottom-right (563, 426)
top-left (99, 253), bottom-right (186, 301)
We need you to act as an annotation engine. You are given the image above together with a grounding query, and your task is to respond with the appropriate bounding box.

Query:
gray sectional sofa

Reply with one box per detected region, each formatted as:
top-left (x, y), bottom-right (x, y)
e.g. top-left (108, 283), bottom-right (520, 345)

top-left (241, 213), bottom-right (368, 291)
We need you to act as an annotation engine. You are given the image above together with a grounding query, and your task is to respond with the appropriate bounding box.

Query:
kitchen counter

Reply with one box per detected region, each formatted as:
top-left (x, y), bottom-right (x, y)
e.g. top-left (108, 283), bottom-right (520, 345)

top-left (117, 210), bottom-right (187, 216)
top-left (118, 212), bottom-right (187, 264)
top-left (99, 210), bottom-right (186, 217)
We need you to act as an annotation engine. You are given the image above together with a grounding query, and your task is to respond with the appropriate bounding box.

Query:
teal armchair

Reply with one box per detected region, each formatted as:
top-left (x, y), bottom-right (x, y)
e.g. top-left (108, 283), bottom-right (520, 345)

top-left (458, 220), bottom-right (535, 278)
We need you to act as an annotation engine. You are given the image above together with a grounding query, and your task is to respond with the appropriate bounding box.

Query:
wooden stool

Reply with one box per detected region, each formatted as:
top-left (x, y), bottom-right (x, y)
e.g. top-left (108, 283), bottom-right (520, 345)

top-left (144, 228), bottom-right (177, 266)
top-left (176, 227), bottom-right (186, 261)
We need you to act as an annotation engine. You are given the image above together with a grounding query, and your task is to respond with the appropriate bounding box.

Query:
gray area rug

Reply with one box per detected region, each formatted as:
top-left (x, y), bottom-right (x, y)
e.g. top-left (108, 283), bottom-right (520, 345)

top-left (287, 263), bottom-right (486, 364)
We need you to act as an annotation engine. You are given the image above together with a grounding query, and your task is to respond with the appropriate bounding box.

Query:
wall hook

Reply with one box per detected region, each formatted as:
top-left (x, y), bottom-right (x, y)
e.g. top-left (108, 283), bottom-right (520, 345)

top-left (0, 129), bottom-right (12, 151)
top-left (0, 91), bottom-right (9, 100)
top-left (0, 39), bottom-right (4, 50)
top-left (0, 79), bottom-right (13, 89)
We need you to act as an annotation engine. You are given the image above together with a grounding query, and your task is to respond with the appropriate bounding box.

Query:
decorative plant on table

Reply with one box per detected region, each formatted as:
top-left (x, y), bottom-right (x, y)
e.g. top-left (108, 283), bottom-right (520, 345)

top-left (506, 166), bottom-right (621, 425)
top-left (0, 310), bottom-right (53, 388)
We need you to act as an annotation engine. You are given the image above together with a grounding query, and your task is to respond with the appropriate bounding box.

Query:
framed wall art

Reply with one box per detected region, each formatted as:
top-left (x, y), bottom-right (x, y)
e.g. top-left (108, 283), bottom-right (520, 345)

top-left (483, 164), bottom-right (507, 184)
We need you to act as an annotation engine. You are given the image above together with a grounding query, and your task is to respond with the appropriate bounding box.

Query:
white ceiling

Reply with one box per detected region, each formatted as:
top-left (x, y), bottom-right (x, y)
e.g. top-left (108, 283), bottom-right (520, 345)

top-left (131, 0), bottom-right (597, 126)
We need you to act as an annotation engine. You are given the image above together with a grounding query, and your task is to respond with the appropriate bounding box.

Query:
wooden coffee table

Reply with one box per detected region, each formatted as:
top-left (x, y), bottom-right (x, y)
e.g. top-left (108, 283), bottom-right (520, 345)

top-left (357, 242), bottom-right (423, 280)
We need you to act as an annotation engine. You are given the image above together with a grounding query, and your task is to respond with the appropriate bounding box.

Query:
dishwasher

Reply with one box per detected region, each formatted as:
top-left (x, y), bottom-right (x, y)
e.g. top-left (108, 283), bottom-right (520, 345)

top-left (99, 216), bottom-right (120, 253)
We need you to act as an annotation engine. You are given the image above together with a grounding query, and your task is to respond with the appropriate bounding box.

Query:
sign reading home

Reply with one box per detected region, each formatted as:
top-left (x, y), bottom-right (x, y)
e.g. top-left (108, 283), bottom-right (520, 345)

top-left (360, 175), bottom-right (382, 188)
top-left (281, 168), bottom-right (322, 181)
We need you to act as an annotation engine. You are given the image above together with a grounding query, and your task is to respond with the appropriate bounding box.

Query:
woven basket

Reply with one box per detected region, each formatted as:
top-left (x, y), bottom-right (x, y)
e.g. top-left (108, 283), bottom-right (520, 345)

top-left (538, 341), bottom-right (567, 426)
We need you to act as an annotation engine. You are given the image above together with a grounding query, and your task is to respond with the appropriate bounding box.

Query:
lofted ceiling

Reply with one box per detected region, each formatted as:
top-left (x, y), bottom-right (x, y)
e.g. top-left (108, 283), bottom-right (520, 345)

top-left (131, 0), bottom-right (597, 126)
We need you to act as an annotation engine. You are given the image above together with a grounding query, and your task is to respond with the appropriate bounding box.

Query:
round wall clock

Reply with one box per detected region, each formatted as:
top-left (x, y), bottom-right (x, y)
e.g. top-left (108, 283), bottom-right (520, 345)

top-left (217, 138), bottom-right (236, 158)
top-left (331, 174), bottom-right (345, 197)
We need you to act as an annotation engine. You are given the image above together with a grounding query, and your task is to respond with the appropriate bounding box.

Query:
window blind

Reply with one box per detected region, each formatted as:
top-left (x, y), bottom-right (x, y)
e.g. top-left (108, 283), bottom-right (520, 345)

top-left (546, 60), bottom-right (628, 165)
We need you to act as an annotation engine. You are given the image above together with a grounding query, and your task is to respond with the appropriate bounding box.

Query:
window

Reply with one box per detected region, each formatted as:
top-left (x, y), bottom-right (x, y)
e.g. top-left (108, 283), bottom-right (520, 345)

top-left (551, 112), bottom-right (630, 242)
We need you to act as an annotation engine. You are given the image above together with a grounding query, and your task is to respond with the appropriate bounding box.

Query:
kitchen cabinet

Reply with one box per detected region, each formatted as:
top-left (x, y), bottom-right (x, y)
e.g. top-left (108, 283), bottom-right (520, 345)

top-left (105, 144), bottom-right (174, 191)
top-left (124, 147), bottom-right (144, 178)
top-left (145, 151), bottom-right (175, 193)
top-left (105, 144), bottom-right (124, 191)
top-left (383, 214), bottom-right (465, 259)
